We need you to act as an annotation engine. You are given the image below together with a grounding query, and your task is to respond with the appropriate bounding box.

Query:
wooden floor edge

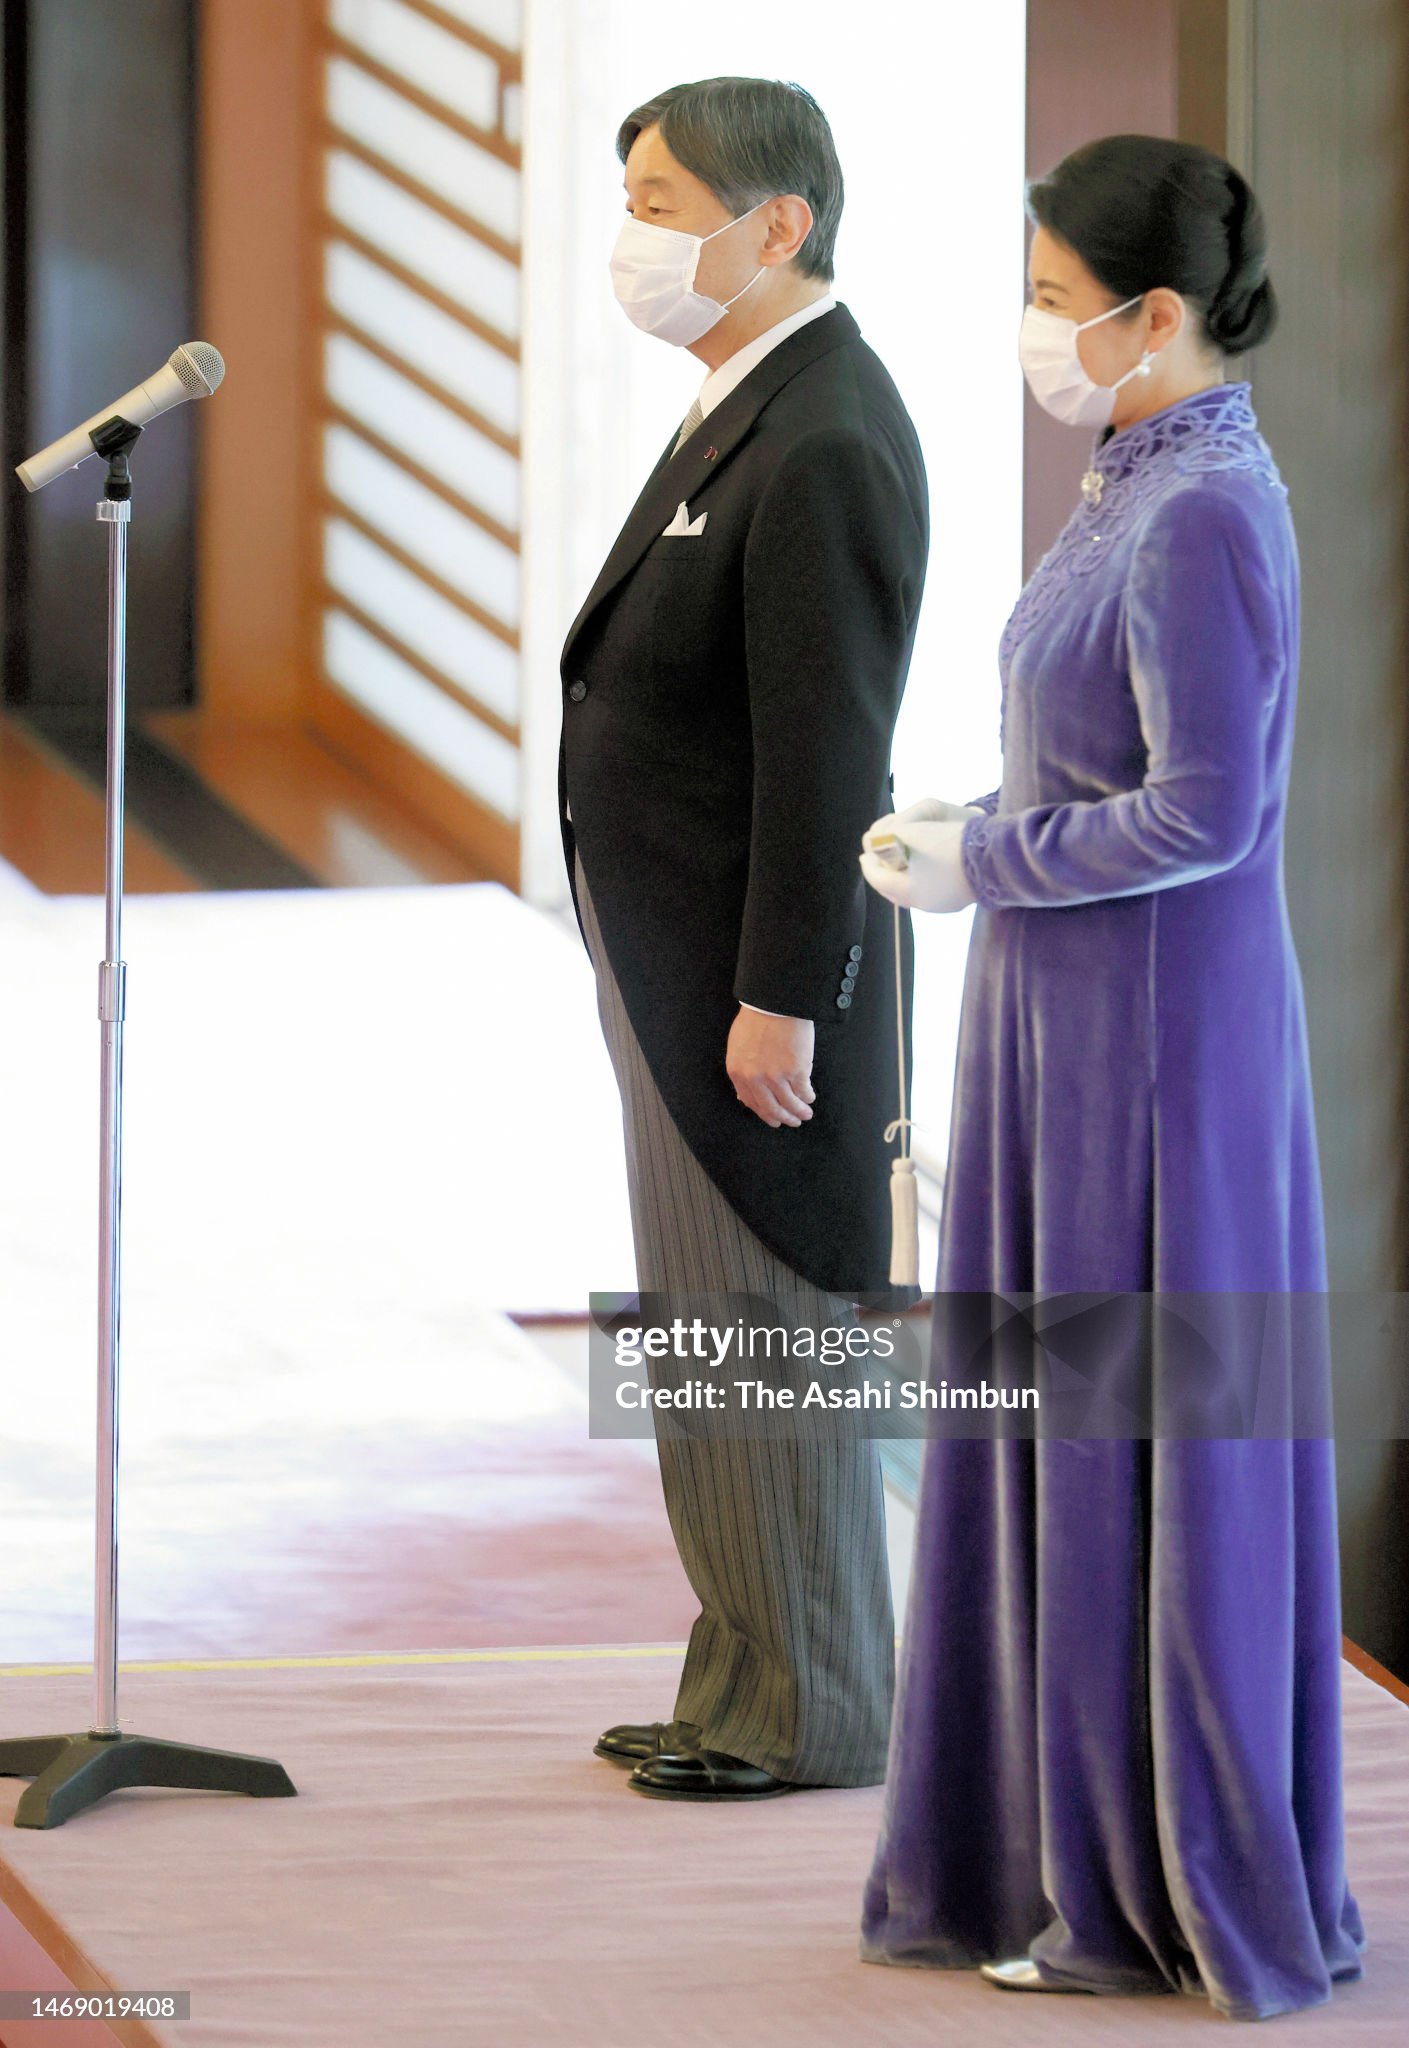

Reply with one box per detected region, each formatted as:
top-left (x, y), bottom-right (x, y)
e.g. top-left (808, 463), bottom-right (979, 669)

top-left (1341, 1635), bottom-right (1409, 1706)
top-left (0, 1874), bottom-right (151, 2048)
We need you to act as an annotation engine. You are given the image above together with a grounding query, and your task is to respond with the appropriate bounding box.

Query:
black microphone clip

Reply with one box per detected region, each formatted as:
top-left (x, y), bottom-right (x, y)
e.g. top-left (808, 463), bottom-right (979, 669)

top-left (88, 414), bottom-right (145, 501)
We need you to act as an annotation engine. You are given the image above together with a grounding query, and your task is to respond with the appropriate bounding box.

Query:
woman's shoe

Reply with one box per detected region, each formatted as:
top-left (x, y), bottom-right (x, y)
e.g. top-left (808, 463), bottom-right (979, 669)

top-left (979, 1957), bottom-right (1094, 1994)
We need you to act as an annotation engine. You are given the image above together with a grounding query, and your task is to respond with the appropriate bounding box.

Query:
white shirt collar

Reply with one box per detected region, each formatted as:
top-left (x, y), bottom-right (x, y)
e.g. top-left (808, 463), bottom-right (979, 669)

top-left (697, 293), bottom-right (838, 419)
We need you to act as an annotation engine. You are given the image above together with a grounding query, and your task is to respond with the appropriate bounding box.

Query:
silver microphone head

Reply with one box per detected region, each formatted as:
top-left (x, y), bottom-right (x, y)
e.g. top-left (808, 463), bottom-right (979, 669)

top-left (168, 342), bottom-right (225, 396)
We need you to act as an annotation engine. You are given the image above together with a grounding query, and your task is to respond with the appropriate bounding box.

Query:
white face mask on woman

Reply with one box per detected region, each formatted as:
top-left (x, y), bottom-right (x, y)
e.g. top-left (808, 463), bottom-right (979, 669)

top-left (609, 199), bottom-right (773, 347)
top-left (1018, 294), bottom-right (1154, 427)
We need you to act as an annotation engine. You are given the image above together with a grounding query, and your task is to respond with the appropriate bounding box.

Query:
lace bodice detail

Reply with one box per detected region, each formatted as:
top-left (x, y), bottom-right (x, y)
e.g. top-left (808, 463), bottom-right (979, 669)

top-left (997, 382), bottom-right (1288, 679)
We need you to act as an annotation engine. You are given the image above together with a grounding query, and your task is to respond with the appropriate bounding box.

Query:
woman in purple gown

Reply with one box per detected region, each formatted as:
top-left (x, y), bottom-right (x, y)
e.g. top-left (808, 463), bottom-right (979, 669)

top-left (856, 136), bottom-right (1364, 2021)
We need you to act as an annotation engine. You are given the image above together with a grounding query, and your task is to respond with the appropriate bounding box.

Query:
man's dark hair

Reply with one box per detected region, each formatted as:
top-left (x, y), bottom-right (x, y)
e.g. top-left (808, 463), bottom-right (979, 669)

top-left (616, 76), bottom-right (843, 283)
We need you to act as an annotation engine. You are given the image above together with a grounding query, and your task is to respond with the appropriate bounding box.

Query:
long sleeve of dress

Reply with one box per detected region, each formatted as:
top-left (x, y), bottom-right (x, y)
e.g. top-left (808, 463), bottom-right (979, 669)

top-left (959, 484), bottom-right (1284, 910)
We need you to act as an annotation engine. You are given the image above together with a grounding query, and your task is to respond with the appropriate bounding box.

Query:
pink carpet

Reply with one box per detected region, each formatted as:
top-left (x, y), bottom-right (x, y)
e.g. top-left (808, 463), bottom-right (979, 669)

top-left (2, 1408), bottom-right (698, 1665)
top-left (1, 1652), bottom-right (1405, 2046)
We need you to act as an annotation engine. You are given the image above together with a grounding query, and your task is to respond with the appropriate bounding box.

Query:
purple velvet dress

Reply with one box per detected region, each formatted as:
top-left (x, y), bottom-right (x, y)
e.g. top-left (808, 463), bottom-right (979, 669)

top-left (859, 384), bottom-right (1365, 2019)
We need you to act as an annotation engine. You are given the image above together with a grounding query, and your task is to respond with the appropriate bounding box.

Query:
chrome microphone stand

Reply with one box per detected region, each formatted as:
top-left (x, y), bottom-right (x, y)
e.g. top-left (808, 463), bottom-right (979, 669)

top-left (0, 418), bottom-right (296, 1827)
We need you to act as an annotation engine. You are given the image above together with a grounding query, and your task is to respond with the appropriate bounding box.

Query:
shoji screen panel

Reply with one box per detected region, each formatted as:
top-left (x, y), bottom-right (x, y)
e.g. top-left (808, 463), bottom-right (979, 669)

top-left (309, 0), bottom-right (523, 881)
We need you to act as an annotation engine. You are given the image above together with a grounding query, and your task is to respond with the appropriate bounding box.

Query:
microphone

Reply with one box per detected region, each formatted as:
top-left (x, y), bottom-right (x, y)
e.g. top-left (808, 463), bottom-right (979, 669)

top-left (15, 342), bottom-right (226, 492)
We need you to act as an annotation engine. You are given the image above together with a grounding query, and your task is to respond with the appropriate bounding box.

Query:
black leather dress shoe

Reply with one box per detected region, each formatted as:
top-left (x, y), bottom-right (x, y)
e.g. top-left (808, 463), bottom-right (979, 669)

top-left (626, 1733), bottom-right (798, 1801)
top-left (593, 1720), bottom-right (683, 1765)
top-left (979, 1958), bottom-right (1094, 1994)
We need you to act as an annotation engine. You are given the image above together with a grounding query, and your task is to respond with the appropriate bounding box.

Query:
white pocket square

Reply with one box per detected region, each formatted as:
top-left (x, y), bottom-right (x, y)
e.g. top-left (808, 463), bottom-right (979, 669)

top-left (661, 501), bottom-right (708, 537)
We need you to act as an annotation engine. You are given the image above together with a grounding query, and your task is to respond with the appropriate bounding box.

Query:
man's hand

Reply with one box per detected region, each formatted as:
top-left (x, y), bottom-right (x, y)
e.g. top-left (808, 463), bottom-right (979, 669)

top-left (726, 1008), bottom-right (816, 1128)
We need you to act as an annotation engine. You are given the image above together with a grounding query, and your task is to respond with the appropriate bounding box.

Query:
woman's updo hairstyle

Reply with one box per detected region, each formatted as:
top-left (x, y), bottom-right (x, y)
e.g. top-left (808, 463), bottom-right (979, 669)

top-left (1026, 134), bottom-right (1277, 357)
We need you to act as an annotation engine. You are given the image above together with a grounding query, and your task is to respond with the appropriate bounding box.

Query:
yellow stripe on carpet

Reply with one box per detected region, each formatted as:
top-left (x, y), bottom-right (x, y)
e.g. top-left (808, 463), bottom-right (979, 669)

top-left (0, 1643), bottom-right (691, 1678)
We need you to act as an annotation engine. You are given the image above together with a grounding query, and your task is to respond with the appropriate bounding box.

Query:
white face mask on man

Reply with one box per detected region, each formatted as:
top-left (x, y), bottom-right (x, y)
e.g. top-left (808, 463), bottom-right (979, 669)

top-left (609, 199), bottom-right (774, 346)
top-left (1018, 294), bottom-right (1155, 428)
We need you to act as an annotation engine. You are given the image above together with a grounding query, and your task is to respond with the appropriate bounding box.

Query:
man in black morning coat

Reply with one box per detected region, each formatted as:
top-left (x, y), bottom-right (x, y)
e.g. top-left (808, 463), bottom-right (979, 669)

top-left (559, 77), bottom-right (927, 1801)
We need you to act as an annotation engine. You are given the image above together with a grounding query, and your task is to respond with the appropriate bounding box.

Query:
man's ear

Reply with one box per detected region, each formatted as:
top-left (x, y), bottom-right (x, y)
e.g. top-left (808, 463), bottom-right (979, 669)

top-left (762, 193), bottom-right (816, 268)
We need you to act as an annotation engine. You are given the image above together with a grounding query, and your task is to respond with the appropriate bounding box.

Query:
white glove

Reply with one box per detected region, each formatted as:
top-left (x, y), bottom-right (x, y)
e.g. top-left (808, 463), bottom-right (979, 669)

top-left (883, 796), bottom-right (986, 829)
top-left (859, 800), bottom-right (984, 913)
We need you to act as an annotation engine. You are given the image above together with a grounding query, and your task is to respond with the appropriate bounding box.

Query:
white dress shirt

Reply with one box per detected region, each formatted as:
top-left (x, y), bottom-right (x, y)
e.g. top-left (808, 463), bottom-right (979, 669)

top-left (697, 291), bottom-right (837, 421)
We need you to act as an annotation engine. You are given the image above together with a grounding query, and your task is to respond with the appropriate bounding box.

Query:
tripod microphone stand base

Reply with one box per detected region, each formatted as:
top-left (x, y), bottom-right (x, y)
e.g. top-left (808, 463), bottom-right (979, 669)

top-left (0, 1730), bottom-right (297, 1830)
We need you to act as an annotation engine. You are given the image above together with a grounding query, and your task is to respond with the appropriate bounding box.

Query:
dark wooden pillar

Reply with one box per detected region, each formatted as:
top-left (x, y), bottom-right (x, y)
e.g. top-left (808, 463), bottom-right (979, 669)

top-left (3, 0), bottom-right (198, 717)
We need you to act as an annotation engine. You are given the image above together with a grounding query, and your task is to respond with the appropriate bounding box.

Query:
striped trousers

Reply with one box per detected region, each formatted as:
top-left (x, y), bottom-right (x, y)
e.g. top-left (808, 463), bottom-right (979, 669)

top-left (574, 846), bottom-right (895, 1785)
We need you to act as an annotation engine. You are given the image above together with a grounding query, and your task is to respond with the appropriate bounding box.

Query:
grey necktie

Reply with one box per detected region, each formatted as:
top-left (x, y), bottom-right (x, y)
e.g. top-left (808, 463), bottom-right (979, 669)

top-left (672, 393), bottom-right (705, 457)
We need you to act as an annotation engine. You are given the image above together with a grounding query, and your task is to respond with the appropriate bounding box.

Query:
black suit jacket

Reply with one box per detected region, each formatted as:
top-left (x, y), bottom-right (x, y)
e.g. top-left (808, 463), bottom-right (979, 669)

top-left (559, 302), bottom-right (928, 1301)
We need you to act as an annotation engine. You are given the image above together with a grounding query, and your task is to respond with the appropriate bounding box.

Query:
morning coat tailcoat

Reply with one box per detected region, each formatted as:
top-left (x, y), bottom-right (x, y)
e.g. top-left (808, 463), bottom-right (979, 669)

top-left (558, 303), bottom-right (929, 1300)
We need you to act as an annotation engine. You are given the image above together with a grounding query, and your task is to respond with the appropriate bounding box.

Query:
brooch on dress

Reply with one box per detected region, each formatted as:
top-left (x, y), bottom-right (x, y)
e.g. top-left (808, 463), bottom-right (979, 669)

top-left (1080, 468), bottom-right (1105, 509)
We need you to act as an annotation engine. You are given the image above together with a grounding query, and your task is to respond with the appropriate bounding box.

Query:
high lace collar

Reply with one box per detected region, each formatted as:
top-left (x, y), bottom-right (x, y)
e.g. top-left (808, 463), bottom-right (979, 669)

top-left (1089, 381), bottom-right (1258, 486)
top-left (998, 377), bottom-right (1283, 678)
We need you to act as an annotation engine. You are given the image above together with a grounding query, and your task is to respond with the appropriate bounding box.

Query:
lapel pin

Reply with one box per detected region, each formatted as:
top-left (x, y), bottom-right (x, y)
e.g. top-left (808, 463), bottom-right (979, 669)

top-left (704, 445), bottom-right (718, 461)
